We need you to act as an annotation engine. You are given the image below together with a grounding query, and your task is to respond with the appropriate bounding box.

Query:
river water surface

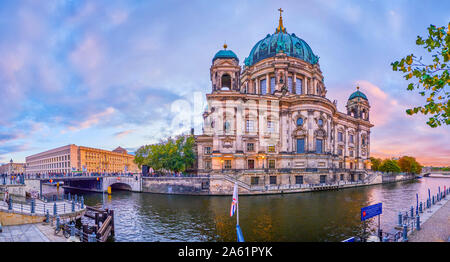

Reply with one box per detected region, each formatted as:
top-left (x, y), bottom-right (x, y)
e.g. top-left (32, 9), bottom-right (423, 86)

top-left (78, 177), bottom-right (449, 242)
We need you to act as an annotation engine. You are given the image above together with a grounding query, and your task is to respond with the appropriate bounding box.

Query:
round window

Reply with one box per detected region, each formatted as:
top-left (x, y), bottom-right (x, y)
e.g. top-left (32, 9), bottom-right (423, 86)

top-left (296, 117), bottom-right (303, 126)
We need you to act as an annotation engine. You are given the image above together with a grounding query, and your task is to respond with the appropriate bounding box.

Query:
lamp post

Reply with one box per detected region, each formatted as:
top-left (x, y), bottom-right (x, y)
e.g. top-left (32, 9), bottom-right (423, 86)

top-left (262, 156), bottom-right (265, 169)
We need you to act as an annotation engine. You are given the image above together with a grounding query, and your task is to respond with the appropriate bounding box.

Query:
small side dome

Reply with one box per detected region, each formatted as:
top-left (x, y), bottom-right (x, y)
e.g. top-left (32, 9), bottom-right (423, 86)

top-left (212, 44), bottom-right (239, 63)
top-left (349, 87), bottom-right (368, 101)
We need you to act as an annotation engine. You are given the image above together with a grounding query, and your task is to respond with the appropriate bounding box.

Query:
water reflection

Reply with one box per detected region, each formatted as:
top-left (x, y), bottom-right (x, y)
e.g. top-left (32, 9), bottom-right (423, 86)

top-left (77, 177), bottom-right (450, 242)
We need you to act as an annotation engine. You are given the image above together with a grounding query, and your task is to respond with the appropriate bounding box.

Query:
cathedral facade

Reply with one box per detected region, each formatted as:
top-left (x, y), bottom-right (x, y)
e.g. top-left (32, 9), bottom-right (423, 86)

top-left (195, 11), bottom-right (373, 189)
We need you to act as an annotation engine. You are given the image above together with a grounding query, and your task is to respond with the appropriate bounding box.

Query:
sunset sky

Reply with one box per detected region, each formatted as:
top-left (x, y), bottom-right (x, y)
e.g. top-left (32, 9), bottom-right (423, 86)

top-left (0, 0), bottom-right (449, 166)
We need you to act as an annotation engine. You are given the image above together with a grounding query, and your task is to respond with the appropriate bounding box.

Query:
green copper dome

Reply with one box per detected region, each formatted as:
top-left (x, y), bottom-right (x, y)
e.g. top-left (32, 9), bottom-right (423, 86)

top-left (244, 31), bottom-right (319, 67)
top-left (212, 45), bottom-right (239, 63)
top-left (349, 89), bottom-right (368, 100)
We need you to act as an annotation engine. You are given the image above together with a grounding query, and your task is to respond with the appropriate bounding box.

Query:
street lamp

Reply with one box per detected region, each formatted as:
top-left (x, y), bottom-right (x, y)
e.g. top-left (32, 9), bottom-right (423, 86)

top-left (261, 156), bottom-right (265, 169)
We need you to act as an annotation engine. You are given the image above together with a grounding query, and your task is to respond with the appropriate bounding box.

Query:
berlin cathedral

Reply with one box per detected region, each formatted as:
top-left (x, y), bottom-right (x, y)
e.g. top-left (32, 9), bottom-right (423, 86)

top-left (194, 10), bottom-right (373, 190)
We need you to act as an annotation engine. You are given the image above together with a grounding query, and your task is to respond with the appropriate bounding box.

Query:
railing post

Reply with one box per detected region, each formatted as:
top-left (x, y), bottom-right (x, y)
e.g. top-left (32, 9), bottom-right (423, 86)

top-left (419, 202), bottom-right (423, 213)
top-left (53, 202), bottom-right (57, 216)
top-left (8, 197), bottom-right (12, 210)
top-left (398, 212), bottom-right (402, 227)
top-left (56, 215), bottom-right (60, 229)
top-left (88, 232), bottom-right (96, 242)
top-left (402, 224), bottom-right (408, 242)
top-left (81, 196), bottom-right (84, 209)
top-left (410, 206), bottom-right (413, 218)
top-left (416, 216), bottom-right (420, 231)
top-left (70, 222), bottom-right (75, 237)
top-left (31, 199), bottom-right (35, 214)
top-left (72, 200), bottom-right (75, 212)
top-left (46, 210), bottom-right (49, 223)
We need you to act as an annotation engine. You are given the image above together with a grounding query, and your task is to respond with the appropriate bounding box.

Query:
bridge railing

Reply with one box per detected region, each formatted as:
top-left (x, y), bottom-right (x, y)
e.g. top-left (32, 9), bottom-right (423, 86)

top-left (22, 172), bottom-right (138, 180)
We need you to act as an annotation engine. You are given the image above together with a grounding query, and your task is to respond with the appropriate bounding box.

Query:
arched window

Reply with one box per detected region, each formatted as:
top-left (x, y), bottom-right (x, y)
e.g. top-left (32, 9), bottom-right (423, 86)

top-left (318, 119), bottom-right (323, 127)
top-left (270, 77), bottom-right (275, 94)
top-left (296, 78), bottom-right (302, 94)
top-left (296, 117), bottom-right (303, 126)
top-left (288, 77), bottom-right (293, 93)
top-left (224, 121), bottom-right (230, 132)
top-left (221, 74), bottom-right (231, 90)
top-left (260, 79), bottom-right (267, 95)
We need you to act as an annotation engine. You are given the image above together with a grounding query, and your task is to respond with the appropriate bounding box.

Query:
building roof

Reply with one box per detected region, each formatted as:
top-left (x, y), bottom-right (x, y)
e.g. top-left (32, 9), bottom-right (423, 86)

top-left (212, 44), bottom-right (239, 63)
top-left (112, 146), bottom-right (128, 154)
top-left (244, 11), bottom-right (319, 67)
top-left (348, 88), bottom-right (368, 101)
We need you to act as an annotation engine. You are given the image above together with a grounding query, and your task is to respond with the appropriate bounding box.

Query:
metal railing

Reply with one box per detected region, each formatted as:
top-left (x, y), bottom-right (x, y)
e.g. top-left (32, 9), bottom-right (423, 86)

top-left (0, 193), bottom-right (85, 216)
top-left (383, 186), bottom-right (449, 242)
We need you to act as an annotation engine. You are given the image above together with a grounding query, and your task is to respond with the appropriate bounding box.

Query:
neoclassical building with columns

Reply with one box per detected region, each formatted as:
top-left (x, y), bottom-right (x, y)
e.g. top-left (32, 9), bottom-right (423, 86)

top-left (195, 11), bottom-right (373, 189)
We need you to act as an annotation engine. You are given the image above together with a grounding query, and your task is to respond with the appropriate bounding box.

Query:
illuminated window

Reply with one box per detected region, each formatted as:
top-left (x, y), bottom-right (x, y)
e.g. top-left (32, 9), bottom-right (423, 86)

top-left (268, 144), bottom-right (275, 152)
top-left (224, 160), bottom-right (232, 169)
top-left (268, 160), bottom-right (275, 169)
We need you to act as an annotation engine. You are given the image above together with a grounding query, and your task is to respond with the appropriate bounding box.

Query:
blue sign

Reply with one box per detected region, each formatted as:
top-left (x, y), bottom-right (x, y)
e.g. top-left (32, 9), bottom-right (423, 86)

top-left (361, 203), bottom-right (382, 221)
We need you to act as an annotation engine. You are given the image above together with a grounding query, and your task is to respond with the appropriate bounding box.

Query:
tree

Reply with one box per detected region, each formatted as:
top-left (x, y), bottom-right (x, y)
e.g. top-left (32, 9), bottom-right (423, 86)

top-left (370, 157), bottom-right (382, 171)
top-left (379, 159), bottom-right (401, 173)
top-left (398, 156), bottom-right (422, 174)
top-left (134, 135), bottom-right (196, 173)
top-left (391, 23), bottom-right (450, 127)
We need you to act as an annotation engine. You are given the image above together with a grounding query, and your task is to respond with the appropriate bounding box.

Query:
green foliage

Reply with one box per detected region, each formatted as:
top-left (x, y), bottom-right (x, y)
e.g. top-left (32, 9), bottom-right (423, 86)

top-left (134, 135), bottom-right (196, 173)
top-left (391, 23), bottom-right (450, 127)
top-left (398, 156), bottom-right (422, 174)
top-left (379, 159), bottom-right (401, 173)
top-left (370, 157), bottom-right (382, 171)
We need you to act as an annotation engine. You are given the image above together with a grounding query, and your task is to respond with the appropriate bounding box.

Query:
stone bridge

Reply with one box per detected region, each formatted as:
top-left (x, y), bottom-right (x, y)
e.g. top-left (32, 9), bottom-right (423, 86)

top-left (20, 175), bottom-right (142, 196)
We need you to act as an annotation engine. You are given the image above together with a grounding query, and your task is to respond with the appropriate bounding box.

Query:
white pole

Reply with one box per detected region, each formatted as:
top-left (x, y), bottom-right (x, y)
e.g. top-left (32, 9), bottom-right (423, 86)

top-left (236, 182), bottom-right (239, 226)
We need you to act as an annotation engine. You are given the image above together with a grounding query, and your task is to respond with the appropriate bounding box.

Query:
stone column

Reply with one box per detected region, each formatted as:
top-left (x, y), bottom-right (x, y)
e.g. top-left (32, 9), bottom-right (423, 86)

top-left (304, 77), bottom-right (308, 95)
top-left (266, 74), bottom-right (270, 94)
top-left (293, 73), bottom-right (296, 94)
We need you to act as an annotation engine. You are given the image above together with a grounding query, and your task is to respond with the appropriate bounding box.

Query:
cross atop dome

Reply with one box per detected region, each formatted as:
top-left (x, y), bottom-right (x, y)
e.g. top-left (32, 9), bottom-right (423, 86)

top-left (276, 8), bottom-right (286, 33)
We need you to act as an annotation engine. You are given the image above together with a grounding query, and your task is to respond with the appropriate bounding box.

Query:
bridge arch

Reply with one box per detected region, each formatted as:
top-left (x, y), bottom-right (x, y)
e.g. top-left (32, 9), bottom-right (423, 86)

top-left (109, 182), bottom-right (132, 191)
top-left (102, 176), bottom-right (141, 192)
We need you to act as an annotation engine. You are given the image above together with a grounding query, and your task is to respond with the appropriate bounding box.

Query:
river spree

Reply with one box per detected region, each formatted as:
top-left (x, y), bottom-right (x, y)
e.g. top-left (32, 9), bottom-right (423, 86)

top-left (79, 177), bottom-right (450, 242)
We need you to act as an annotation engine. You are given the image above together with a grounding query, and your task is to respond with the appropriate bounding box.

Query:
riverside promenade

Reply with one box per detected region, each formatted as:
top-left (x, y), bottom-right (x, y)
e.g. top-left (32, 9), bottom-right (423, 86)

top-left (408, 196), bottom-right (450, 242)
top-left (0, 223), bottom-right (69, 242)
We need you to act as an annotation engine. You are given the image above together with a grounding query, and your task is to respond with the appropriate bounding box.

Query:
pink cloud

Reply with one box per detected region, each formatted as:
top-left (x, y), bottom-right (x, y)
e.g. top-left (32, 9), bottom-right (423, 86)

top-left (67, 107), bottom-right (116, 132)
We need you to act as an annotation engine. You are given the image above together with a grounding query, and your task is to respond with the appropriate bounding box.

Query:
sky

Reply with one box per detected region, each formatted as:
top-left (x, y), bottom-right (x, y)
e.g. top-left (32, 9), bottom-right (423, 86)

top-left (0, 0), bottom-right (449, 166)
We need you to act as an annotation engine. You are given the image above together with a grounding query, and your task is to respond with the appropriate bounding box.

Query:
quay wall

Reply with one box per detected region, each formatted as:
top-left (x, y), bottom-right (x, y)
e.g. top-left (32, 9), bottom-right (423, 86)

top-left (141, 172), bottom-right (417, 196)
top-left (141, 177), bottom-right (211, 195)
top-left (0, 185), bottom-right (27, 197)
